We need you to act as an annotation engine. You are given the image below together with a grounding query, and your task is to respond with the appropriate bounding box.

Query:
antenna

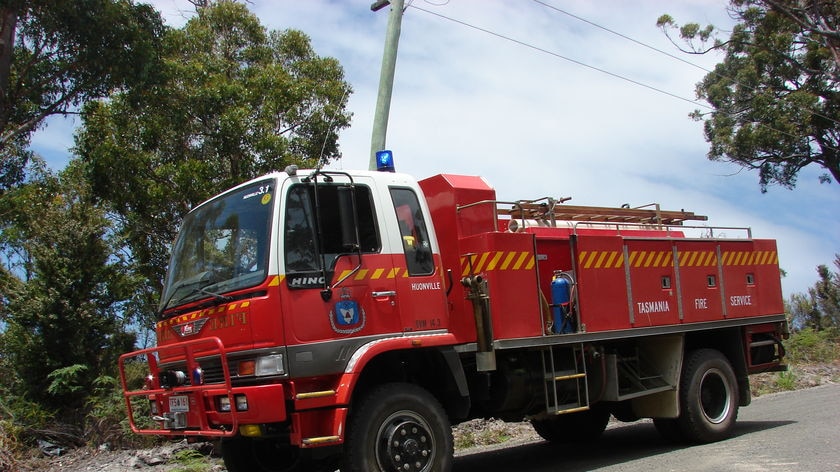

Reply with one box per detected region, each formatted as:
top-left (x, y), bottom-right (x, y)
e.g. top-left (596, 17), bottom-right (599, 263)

top-left (315, 86), bottom-right (351, 171)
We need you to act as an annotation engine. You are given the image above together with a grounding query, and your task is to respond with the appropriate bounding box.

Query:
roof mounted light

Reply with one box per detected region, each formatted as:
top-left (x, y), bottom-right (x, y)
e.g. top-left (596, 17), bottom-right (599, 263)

top-left (375, 150), bottom-right (395, 172)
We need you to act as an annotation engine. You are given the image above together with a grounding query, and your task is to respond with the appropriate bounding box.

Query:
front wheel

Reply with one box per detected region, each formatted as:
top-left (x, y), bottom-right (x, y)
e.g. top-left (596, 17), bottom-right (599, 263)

top-left (343, 383), bottom-right (453, 472)
top-left (676, 348), bottom-right (739, 443)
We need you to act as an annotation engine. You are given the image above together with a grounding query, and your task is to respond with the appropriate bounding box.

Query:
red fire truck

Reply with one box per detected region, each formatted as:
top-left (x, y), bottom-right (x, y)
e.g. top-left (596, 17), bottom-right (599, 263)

top-left (120, 159), bottom-right (787, 471)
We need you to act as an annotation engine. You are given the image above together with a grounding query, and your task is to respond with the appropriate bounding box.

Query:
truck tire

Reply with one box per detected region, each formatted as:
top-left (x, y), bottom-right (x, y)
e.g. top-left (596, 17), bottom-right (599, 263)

top-left (530, 405), bottom-right (610, 443)
top-left (221, 436), bottom-right (307, 472)
top-left (676, 348), bottom-right (739, 443)
top-left (343, 383), bottom-right (453, 472)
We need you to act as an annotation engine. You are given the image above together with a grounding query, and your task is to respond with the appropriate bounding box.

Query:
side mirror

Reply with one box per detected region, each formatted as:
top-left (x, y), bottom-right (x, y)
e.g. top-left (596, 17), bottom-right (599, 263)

top-left (337, 185), bottom-right (359, 251)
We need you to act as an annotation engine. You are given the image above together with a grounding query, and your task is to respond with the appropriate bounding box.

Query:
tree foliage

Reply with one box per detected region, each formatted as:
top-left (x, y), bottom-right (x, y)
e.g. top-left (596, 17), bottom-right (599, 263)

top-left (75, 0), bottom-right (352, 320)
top-left (789, 254), bottom-right (840, 330)
top-left (0, 163), bottom-right (135, 415)
top-left (658, 0), bottom-right (839, 191)
top-left (0, 0), bottom-right (165, 191)
top-left (1, 0), bottom-right (353, 443)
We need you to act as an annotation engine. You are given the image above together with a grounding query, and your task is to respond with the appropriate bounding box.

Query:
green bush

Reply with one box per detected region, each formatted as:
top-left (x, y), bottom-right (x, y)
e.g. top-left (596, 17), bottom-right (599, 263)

top-left (86, 362), bottom-right (157, 449)
top-left (0, 393), bottom-right (56, 465)
top-left (774, 369), bottom-right (797, 391)
top-left (784, 328), bottom-right (840, 364)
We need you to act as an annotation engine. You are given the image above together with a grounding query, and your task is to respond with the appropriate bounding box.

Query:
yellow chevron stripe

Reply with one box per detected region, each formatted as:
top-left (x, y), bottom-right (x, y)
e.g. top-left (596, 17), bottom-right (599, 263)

top-left (636, 251), bottom-right (648, 268)
top-left (459, 251), bottom-right (538, 274)
top-left (650, 251), bottom-right (663, 267)
top-left (512, 251), bottom-right (529, 270)
top-left (485, 251), bottom-right (504, 271)
top-left (477, 252), bottom-right (491, 272)
top-left (579, 251), bottom-right (592, 269)
top-left (604, 251), bottom-right (618, 268)
top-left (614, 253), bottom-right (625, 268)
top-left (574, 249), bottom-right (779, 271)
top-left (500, 251), bottom-right (517, 270)
top-left (525, 254), bottom-right (535, 270)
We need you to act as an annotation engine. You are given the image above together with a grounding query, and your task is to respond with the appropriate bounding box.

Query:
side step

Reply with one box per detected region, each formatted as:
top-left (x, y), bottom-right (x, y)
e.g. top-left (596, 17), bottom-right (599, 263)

top-left (542, 344), bottom-right (589, 415)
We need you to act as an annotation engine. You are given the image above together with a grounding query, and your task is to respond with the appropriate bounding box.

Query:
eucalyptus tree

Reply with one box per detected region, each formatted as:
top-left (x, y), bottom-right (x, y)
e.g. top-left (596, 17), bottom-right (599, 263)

top-left (76, 1), bottom-right (352, 322)
top-left (0, 0), bottom-right (164, 190)
top-left (659, 0), bottom-right (839, 190)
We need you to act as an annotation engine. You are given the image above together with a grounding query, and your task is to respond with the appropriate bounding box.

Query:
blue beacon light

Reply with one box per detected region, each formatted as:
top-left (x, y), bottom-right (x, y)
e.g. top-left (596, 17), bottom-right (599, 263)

top-left (375, 150), bottom-right (395, 172)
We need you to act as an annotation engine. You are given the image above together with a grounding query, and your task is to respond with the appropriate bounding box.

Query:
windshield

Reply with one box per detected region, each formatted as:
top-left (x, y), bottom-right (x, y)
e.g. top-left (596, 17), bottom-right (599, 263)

top-left (160, 179), bottom-right (274, 312)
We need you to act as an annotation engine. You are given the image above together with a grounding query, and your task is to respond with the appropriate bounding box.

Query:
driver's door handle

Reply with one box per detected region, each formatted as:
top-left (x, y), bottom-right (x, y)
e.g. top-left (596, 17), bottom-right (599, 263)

top-left (371, 290), bottom-right (397, 298)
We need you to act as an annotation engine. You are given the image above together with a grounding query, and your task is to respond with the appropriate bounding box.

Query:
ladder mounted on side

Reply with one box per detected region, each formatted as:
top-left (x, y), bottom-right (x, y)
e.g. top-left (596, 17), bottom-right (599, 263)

top-left (541, 344), bottom-right (590, 415)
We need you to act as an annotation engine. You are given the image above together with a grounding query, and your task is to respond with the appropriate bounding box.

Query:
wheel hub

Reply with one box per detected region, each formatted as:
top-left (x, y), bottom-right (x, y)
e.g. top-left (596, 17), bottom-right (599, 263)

top-left (379, 415), bottom-right (434, 471)
top-left (700, 368), bottom-right (731, 424)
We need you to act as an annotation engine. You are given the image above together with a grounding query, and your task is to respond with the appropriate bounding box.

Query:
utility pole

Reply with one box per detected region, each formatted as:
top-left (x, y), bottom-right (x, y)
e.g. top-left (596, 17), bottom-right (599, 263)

top-left (369, 0), bottom-right (404, 171)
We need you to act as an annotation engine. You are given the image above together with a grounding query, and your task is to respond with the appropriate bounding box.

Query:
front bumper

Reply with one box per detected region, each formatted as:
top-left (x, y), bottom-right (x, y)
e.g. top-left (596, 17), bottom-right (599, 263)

top-left (119, 337), bottom-right (286, 437)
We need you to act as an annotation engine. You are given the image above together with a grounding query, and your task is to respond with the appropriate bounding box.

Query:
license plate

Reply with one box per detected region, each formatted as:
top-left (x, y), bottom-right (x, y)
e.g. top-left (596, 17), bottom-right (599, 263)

top-left (169, 395), bottom-right (189, 413)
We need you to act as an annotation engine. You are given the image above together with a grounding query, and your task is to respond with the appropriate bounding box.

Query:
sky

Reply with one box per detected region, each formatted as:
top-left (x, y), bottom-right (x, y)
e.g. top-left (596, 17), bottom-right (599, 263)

top-left (30, 0), bottom-right (839, 299)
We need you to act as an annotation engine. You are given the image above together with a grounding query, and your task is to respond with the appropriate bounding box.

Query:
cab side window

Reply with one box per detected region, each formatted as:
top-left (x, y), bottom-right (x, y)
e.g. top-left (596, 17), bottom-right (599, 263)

top-left (284, 183), bottom-right (380, 274)
top-left (390, 188), bottom-right (434, 276)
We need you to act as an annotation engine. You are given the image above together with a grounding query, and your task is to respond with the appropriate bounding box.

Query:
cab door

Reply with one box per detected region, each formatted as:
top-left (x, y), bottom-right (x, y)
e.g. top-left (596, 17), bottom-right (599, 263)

top-left (387, 187), bottom-right (449, 332)
top-left (280, 176), bottom-right (401, 349)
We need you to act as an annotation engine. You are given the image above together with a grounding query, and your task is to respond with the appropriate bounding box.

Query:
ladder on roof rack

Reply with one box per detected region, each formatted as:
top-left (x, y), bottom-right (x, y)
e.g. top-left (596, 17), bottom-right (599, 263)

top-left (500, 199), bottom-right (708, 226)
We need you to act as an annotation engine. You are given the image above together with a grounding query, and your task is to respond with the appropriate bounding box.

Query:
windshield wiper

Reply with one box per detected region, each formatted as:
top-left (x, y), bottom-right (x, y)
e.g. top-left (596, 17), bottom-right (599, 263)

top-left (159, 271), bottom-right (231, 314)
top-left (195, 286), bottom-right (233, 304)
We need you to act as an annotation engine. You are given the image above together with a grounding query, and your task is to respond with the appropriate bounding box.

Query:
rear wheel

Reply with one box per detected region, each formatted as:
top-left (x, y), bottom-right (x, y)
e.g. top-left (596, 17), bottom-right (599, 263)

top-left (675, 349), bottom-right (739, 443)
top-left (221, 436), bottom-right (307, 472)
top-left (531, 405), bottom-right (610, 443)
top-left (343, 383), bottom-right (453, 472)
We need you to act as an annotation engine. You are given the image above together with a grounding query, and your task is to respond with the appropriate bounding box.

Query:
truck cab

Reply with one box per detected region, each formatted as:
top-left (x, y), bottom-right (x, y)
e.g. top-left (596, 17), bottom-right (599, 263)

top-left (121, 167), bottom-right (457, 469)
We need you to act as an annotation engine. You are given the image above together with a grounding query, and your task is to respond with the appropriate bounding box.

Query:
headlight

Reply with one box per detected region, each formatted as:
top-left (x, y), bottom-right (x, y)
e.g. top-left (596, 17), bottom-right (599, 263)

top-left (236, 354), bottom-right (285, 377)
top-left (255, 354), bottom-right (285, 376)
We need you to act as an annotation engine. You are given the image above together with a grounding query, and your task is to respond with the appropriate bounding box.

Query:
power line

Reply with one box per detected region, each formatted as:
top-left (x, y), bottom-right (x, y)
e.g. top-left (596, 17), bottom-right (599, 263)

top-left (532, 0), bottom-right (713, 75)
top-left (408, 2), bottom-right (840, 154)
top-left (409, 3), bottom-right (711, 111)
top-left (531, 0), bottom-right (840, 128)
